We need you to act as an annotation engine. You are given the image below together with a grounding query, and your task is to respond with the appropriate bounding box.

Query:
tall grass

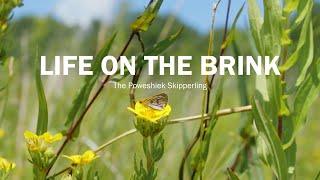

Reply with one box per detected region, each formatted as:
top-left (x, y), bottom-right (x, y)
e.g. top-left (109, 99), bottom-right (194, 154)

top-left (0, 0), bottom-right (319, 179)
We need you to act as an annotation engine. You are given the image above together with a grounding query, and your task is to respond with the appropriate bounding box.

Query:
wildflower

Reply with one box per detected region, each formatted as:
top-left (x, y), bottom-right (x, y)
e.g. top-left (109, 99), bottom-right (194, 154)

top-left (24, 131), bottom-right (45, 152)
top-left (24, 130), bottom-right (63, 152)
top-left (0, 129), bottom-right (4, 139)
top-left (63, 150), bottom-right (98, 166)
top-left (128, 101), bottom-right (171, 137)
top-left (62, 150), bottom-right (97, 180)
top-left (0, 156), bottom-right (15, 173)
top-left (41, 132), bottom-right (63, 143)
top-left (128, 101), bottom-right (171, 123)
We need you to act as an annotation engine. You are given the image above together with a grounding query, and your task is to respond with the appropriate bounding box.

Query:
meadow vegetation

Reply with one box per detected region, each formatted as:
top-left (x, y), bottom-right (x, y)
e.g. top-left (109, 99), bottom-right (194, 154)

top-left (0, 0), bottom-right (320, 179)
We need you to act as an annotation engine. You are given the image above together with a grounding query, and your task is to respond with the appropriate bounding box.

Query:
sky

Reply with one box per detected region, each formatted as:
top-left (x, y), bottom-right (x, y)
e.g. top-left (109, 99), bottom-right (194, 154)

top-left (13, 0), bottom-right (251, 34)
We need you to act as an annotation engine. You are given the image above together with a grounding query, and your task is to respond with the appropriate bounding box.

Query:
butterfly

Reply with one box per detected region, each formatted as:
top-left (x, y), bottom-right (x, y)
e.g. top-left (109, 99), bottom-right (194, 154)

top-left (139, 93), bottom-right (168, 110)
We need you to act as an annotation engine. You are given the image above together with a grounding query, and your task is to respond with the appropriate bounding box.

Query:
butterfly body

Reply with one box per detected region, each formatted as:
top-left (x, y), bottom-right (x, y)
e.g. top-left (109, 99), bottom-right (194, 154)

top-left (139, 93), bottom-right (168, 110)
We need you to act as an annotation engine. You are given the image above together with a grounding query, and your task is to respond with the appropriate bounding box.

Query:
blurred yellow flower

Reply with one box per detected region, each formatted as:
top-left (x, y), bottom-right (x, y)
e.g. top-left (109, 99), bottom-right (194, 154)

top-left (127, 101), bottom-right (171, 123)
top-left (41, 132), bottom-right (63, 143)
top-left (0, 128), bottom-right (4, 138)
top-left (24, 131), bottom-right (44, 151)
top-left (0, 157), bottom-right (15, 172)
top-left (24, 131), bottom-right (63, 152)
top-left (63, 150), bottom-right (98, 165)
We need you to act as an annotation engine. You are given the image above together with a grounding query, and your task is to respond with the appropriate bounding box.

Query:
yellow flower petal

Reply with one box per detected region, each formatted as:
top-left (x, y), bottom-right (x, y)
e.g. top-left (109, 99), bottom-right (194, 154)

top-left (24, 131), bottom-right (43, 151)
top-left (24, 130), bottom-right (39, 140)
top-left (0, 128), bottom-right (5, 138)
top-left (41, 132), bottom-right (63, 143)
top-left (81, 150), bottom-right (97, 164)
top-left (0, 157), bottom-right (15, 172)
top-left (63, 155), bottom-right (82, 165)
top-left (24, 130), bottom-right (62, 152)
top-left (128, 102), bottom-right (171, 122)
top-left (63, 150), bottom-right (97, 165)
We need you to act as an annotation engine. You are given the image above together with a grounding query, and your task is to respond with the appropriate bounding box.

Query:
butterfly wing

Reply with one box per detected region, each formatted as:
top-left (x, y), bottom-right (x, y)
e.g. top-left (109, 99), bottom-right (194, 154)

top-left (140, 93), bottom-right (168, 110)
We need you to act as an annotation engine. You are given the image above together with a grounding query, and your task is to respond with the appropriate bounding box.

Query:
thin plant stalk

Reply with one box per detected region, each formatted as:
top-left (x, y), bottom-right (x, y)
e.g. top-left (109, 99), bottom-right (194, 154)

top-left (45, 32), bottom-right (136, 176)
top-left (129, 32), bottom-right (145, 107)
top-left (96, 105), bottom-right (252, 155)
top-left (50, 105), bottom-right (252, 178)
top-left (178, 0), bottom-right (227, 178)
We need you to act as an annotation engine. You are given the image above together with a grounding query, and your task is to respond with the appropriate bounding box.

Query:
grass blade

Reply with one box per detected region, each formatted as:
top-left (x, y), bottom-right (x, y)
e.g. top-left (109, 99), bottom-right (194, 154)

top-left (35, 51), bottom-right (48, 135)
top-left (227, 168), bottom-right (240, 180)
top-left (64, 33), bottom-right (117, 133)
top-left (221, 3), bottom-right (245, 50)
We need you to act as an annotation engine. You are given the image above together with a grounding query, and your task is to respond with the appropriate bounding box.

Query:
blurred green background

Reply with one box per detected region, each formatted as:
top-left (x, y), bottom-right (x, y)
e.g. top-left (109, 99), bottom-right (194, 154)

top-left (0, 0), bottom-right (319, 179)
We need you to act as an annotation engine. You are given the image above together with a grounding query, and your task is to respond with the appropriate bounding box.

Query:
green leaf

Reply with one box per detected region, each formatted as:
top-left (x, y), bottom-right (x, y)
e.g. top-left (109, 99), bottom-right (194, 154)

top-left (87, 165), bottom-right (100, 180)
top-left (256, 135), bottom-right (273, 166)
top-left (64, 33), bottom-right (117, 134)
top-left (227, 168), bottom-right (240, 180)
top-left (131, 0), bottom-right (163, 32)
top-left (209, 141), bottom-right (245, 178)
top-left (203, 76), bottom-right (224, 149)
top-left (262, 0), bottom-right (283, 56)
top-left (221, 3), bottom-right (245, 50)
top-left (282, 115), bottom-right (297, 178)
top-left (252, 97), bottom-right (288, 180)
top-left (294, 0), bottom-right (313, 26)
top-left (283, 0), bottom-right (299, 13)
top-left (35, 52), bottom-right (48, 135)
top-left (255, 75), bottom-right (269, 102)
top-left (315, 170), bottom-right (320, 180)
top-left (295, 72), bottom-right (319, 124)
top-left (233, 41), bottom-right (255, 174)
top-left (280, 2), bottom-right (313, 79)
top-left (288, 58), bottom-right (320, 143)
top-left (266, 74), bottom-right (282, 120)
top-left (247, 0), bottom-right (264, 54)
top-left (192, 76), bottom-right (225, 176)
top-left (251, 0), bottom-right (285, 124)
top-left (295, 21), bottom-right (314, 86)
top-left (112, 28), bottom-right (183, 81)
top-left (152, 135), bottom-right (164, 162)
top-left (191, 5), bottom-right (245, 175)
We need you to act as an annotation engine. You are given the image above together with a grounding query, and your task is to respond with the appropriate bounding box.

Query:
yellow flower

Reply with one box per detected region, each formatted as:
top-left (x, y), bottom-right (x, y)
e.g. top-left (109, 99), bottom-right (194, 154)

top-left (0, 157), bottom-right (15, 173)
top-left (127, 102), bottom-right (171, 123)
top-left (41, 132), bottom-right (63, 143)
top-left (24, 131), bottom-right (63, 152)
top-left (63, 150), bottom-right (98, 165)
top-left (128, 101), bottom-right (171, 137)
top-left (0, 128), bottom-right (4, 138)
top-left (24, 131), bottom-right (44, 151)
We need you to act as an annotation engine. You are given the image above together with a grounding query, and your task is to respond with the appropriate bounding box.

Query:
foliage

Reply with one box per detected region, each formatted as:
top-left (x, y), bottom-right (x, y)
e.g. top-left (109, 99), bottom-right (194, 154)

top-left (0, 0), bottom-right (319, 179)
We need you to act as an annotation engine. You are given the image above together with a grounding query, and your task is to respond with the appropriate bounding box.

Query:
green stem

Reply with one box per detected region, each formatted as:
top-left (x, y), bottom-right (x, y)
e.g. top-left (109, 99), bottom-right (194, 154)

top-left (94, 105), bottom-right (252, 154)
top-left (45, 32), bottom-right (136, 177)
top-left (144, 136), bottom-right (156, 179)
top-left (52, 105), bottom-right (252, 178)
